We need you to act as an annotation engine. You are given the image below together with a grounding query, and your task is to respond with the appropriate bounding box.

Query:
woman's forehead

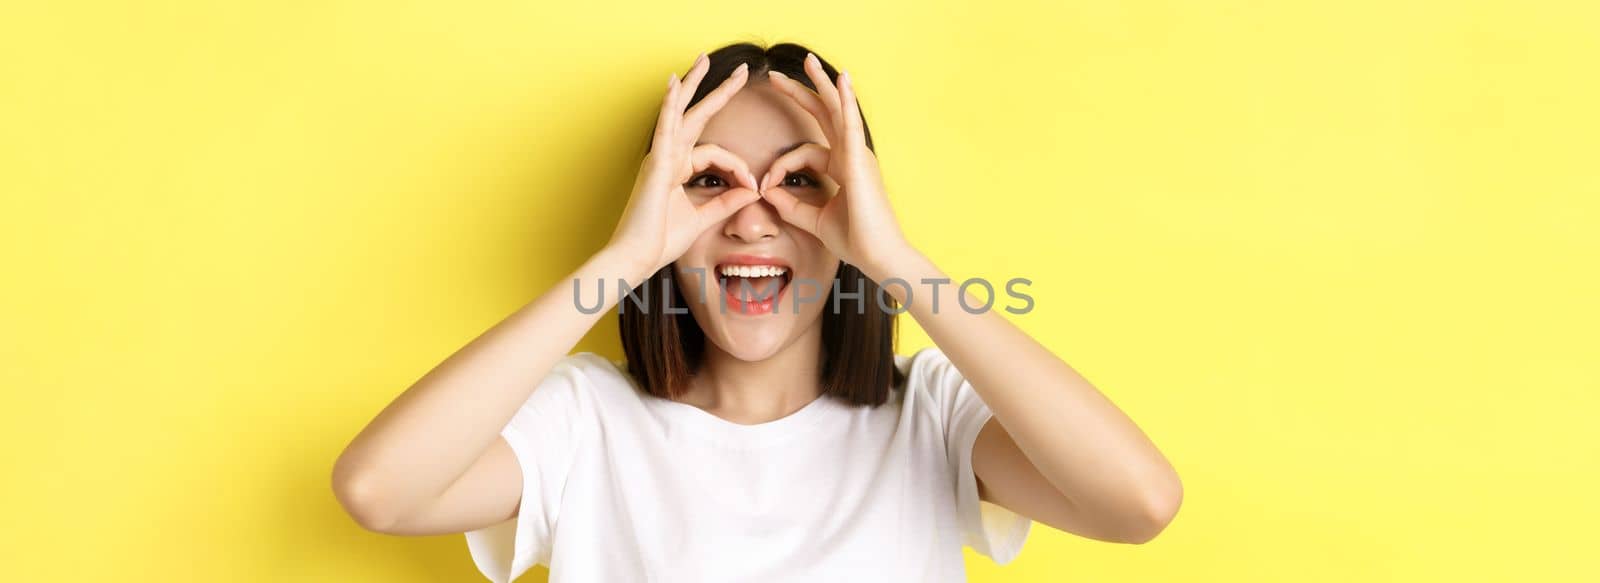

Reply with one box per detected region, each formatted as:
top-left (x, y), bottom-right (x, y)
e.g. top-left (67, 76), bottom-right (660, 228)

top-left (696, 82), bottom-right (829, 165)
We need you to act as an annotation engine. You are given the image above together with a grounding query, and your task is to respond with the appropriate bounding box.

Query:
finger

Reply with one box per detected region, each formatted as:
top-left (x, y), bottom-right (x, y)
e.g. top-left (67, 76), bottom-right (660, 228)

top-left (652, 73), bottom-right (680, 153)
top-left (681, 62), bottom-right (749, 142)
top-left (694, 187), bottom-right (761, 228)
top-left (676, 53), bottom-right (711, 113)
top-left (767, 71), bottom-right (839, 148)
top-left (669, 73), bottom-right (686, 142)
top-left (689, 143), bottom-right (757, 190)
top-left (759, 184), bottom-right (823, 237)
top-left (838, 70), bottom-right (867, 149)
top-left (759, 142), bottom-right (834, 193)
top-left (802, 52), bottom-right (844, 137)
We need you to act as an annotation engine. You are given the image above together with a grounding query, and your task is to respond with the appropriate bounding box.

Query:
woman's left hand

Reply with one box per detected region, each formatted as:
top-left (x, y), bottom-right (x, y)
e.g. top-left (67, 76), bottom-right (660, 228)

top-left (761, 53), bottom-right (911, 279)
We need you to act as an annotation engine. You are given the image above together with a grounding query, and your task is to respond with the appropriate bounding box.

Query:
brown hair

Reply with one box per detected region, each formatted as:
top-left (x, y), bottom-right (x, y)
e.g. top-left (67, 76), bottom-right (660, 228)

top-left (619, 41), bottom-right (905, 407)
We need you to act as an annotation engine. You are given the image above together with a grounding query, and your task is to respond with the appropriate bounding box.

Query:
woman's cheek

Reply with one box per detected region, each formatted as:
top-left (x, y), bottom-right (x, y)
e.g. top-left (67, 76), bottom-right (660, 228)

top-left (684, 188), bottom-right (717, 204)
top-left (796, 234), bottom-right (839, 278)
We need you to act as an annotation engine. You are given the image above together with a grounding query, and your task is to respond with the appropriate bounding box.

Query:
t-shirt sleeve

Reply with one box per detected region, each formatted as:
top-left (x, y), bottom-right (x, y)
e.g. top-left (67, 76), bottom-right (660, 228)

top-left (913, 347), bottom-right (1033, 564)
top-left (462, 354), bottom-right (597, 583)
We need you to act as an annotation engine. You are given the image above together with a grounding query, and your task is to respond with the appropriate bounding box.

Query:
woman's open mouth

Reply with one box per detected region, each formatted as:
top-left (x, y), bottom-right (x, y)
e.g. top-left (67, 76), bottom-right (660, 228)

top-left (715, 261), bottom-right (791, 315)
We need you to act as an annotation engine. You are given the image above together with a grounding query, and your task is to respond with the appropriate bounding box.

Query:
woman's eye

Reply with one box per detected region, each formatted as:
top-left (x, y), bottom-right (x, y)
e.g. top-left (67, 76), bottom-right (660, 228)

top-left (687, 173), bottom-right (728, 189)
top-left (782, 172), bottom-right (819, 188)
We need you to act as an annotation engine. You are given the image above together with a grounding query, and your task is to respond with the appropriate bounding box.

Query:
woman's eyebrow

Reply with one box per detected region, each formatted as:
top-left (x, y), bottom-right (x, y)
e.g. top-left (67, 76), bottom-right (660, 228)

top-left (775, 141), bottom-right (817, 157)
top-left (690, 141), bottom-right (820, 157)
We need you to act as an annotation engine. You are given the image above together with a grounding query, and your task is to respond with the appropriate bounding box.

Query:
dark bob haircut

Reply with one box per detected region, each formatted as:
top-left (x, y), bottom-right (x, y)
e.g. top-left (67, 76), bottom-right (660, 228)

top-left (619, 41), bottom-right (906, 407)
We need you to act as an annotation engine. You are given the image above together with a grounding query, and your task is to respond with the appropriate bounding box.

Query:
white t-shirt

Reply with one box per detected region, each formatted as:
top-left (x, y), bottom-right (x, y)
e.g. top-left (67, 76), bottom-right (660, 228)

top-left (463, 347), bottom-right (1031, 582)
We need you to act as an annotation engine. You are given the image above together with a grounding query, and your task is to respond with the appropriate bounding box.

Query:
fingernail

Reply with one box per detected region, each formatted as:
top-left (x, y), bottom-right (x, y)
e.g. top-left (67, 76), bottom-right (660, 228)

top-left (736, 62), bottom-right (749, 74)
top-left (806, 52), bottom-right (817, 65)
top-left (697, 52), bottom-right (707, 65)
top-left (769, 71), bottom-right (788, 81)
top-left (668, 72), bottom-right (677, 88)
top-left (841, 70), bottom-right (851, 87)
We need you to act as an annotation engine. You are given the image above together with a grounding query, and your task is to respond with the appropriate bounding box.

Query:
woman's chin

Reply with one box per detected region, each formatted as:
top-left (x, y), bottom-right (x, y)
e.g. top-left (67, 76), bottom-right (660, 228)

top-left (708, 323), bottom-right (795, 362)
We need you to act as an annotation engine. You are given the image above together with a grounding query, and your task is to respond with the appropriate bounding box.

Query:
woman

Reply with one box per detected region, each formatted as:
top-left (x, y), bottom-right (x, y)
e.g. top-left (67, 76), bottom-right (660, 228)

top-left (332, 42), bottom-right (1182, 582)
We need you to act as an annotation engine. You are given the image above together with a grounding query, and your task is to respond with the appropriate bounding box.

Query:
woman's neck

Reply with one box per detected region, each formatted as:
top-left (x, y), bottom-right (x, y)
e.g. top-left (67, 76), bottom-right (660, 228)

top-left (680, 326), bottom-right (825, 425)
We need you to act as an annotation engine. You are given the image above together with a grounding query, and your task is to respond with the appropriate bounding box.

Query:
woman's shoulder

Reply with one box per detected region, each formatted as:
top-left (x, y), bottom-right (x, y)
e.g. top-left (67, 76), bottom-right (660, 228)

top-left (894, 346), bottom-right (971, 404)
top-left (543, 352), bottom-right (644, 401)
top-left (555, 351), bottom-right (628, 375)
top-left (883, 349), bottom-right (966, 413)
top-left (896, 345), bottom-right (992, 413)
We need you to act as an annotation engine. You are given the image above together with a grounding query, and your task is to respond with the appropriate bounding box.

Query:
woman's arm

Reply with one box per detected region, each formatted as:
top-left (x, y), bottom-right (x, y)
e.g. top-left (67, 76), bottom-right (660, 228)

top-left (762, 54), bottom-right (1181, 544)
top-left (864, 247), bottom-right (1184, 544)
top-left (331, 53), bottom-right (759, 534)
top-left (330, 247), bottom-right (645, 533)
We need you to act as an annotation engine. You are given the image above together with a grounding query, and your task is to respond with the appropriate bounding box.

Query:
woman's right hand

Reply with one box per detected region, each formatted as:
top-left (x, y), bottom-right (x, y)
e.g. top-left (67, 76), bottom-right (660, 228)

top-left (332, 54), bottom-right (762, 538)
top-left (606, 54), bottom-right (760, 277)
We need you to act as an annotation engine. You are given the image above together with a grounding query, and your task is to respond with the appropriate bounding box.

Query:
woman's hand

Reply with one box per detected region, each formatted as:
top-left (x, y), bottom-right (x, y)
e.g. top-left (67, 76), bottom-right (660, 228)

top-left (607, 54), bottom-right (762, 277)
top-left (761, 53), bottom-right (911, 279)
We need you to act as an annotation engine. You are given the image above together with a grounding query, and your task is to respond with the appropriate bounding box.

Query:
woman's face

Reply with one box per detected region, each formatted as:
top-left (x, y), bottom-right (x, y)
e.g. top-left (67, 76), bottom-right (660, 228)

top-left (672, 74), bottom-right (838, 362)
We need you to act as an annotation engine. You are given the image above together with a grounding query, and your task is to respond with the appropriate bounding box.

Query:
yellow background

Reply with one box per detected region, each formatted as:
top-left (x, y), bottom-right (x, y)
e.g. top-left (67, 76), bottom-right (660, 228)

top-left (3, 1), bottom-right (1596, 581)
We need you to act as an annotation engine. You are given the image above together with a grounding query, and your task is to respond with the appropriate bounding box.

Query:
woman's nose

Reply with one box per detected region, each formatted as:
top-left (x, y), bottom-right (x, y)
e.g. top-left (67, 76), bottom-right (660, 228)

top-left (723, 196), bottom-right (781, 243)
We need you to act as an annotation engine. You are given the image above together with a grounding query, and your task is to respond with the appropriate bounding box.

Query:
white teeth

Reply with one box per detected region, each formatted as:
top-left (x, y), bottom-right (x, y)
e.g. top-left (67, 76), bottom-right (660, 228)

top-left (719, 264), bottom-right (788, 278)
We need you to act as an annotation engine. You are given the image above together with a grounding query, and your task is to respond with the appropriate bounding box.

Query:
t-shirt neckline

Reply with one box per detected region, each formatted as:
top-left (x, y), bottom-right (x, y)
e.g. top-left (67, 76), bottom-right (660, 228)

top-left (645, 389), bottom-right (849, 448)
